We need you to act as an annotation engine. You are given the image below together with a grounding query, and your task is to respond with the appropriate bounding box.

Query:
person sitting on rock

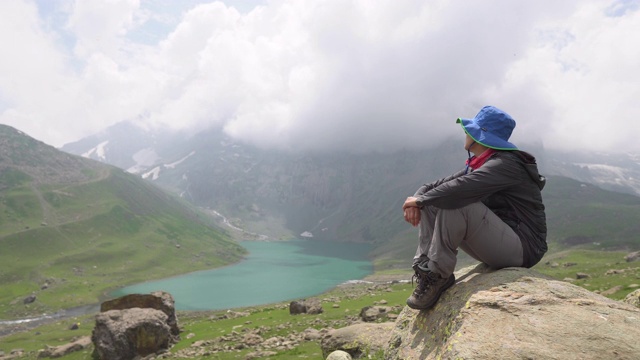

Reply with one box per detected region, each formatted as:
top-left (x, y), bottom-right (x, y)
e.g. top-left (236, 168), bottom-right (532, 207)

top-left (402, 105), bottom-right (547, 310)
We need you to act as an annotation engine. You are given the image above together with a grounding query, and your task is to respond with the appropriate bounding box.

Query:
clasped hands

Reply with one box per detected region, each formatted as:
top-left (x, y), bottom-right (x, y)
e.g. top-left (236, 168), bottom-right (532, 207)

top-left (403, 196), bottom-right (420, 227)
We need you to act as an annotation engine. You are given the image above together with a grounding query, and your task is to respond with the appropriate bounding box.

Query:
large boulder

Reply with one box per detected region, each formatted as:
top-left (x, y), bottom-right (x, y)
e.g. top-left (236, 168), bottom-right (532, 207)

top-left (385, 264), bottom-right (640, 360)
top-left (100, 291), bottom-right (179, 336)
top-left (92, 308), bottom-right (173, 360)
top-left (91, 291), bottom-right (180, 360)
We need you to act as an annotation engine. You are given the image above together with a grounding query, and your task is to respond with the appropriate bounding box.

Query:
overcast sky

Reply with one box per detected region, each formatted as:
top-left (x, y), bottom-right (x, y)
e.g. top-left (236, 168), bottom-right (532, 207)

top-left (0, 0), bottom-right (639, 153)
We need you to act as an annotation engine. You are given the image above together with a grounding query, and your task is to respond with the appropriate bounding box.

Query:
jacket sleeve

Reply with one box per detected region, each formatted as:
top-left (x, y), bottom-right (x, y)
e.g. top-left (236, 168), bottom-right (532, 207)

top-left (413, 169), bottom-right (466, 197)
top-left (415, 154), bottom-right (522, 209)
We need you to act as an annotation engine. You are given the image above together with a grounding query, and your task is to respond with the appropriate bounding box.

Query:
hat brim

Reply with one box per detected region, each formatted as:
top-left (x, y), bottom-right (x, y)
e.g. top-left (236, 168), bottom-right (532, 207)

top-left (456, 118), bottom-right (517, 150)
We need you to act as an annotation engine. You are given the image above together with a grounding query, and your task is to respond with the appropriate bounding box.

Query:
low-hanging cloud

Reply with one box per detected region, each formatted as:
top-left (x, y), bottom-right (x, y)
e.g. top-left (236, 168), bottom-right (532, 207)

top-left (0, 0), bottom-right (639, 153)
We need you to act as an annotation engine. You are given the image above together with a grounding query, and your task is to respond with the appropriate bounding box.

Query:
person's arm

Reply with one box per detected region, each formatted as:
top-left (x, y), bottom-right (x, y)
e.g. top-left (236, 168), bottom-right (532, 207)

top-left (415, 154), bottom-right (522, 209)
top-left (413, 169), bottom-right (466, 197)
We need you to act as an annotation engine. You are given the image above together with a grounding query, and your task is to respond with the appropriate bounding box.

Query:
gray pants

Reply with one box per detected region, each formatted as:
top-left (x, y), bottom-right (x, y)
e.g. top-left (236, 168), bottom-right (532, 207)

top-left (414, 202), bottom-right (523, 277)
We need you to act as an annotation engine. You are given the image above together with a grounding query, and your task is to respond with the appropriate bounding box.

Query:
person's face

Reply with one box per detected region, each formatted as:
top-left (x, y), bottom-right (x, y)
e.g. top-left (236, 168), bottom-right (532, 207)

top-left (464, 134), bottom-right (475, 151)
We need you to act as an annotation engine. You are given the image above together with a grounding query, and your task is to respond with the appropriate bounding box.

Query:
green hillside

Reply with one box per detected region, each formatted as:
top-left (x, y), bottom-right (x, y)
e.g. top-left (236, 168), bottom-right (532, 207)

top-left (543, 175), bottom-right (640, 250)
top-left (0, 125), bottom-right (246, 320)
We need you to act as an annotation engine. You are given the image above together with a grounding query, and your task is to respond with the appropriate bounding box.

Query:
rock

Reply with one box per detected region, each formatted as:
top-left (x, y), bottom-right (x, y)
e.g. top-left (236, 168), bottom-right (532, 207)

top-left (326, 350), bottom-right (353, 360)
top-left (289, 300), bottom-right (307, 315)
top-left (37, 336), bottom-right (91, 358)
top-left (624, 251), bottom-right (640, 262)
top-left (302, 328), bottom-right (321, 341)
top-left (245, 350), bottom-right (277, 359)
top-left (576, 272), bottom-right (590, 279)
top-left (69, 323), bottom-right (79, 330)
top-left (601, 285), bottom-right (623, 296)
top-left (23, 295), bottom-right (36, 304)
top-left (92, 308), bottom-right (174, 360)
top-left (320, 322), bottom-right (394, 359)
top-left (624, 289), bottom-right (640, 308)
top-left (385, 264), bottom-right (640, 360)
top-left (289, 299), bottom-right (323, 315)
top-left (605, 269), bottom-right (625, 275)
top-left (100, 291), bottom-right (179, 337)
top-left (359, 306), bottom-right (393, 322)
top-left (242, 332), bottom-right (264, 346)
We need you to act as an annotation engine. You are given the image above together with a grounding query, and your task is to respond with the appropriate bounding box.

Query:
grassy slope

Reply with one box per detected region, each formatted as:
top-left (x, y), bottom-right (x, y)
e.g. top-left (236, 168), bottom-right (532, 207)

top-left (0, 168), bottom-right (246, 320)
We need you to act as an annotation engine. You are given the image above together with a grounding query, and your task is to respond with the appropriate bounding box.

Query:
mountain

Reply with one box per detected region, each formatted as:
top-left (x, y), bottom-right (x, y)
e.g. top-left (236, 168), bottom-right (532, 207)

top-left (0, 125), bottom-right (245, 320)
top-left (61, 122), bottom-right (640, 257)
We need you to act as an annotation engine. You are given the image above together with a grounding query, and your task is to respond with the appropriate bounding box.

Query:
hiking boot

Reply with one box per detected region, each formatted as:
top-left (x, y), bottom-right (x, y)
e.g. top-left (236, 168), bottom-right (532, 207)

top-left (406, 266), bottom-right (455, 310)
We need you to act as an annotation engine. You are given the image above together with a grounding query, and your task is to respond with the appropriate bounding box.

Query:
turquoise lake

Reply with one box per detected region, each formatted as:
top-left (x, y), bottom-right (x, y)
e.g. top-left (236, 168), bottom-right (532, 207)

top-left (111, 239), bottom-right (372, 311)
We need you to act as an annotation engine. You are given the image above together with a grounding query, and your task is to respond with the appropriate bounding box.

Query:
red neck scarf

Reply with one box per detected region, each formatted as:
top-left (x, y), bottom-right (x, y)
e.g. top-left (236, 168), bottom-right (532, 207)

top-left (466, 149), bottom-right (496, 172)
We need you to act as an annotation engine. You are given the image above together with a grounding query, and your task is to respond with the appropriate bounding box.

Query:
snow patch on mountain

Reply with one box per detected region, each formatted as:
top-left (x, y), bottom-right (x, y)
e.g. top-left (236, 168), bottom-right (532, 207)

top-left (127, 148), bottom-right (161, 174)
top-left (574, 162), bottom-right (640, 194)
top-left (138, 151), bottom-right (196, 180)
top-left (142, 166), bottom-right (161, 180)
top-left (82, 141), bottom-right (109, 160)
top-left (165, 151), bottom-right (196, 169)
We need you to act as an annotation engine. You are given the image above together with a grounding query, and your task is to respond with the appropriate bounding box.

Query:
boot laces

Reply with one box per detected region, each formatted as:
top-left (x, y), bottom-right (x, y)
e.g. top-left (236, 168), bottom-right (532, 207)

top-left (412, 270), bottom-right (438, 292)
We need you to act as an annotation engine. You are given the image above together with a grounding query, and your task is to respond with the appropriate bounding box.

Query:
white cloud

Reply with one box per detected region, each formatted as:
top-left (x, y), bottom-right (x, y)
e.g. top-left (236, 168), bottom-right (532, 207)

top-left (0, 0), bottom-right (639, 154)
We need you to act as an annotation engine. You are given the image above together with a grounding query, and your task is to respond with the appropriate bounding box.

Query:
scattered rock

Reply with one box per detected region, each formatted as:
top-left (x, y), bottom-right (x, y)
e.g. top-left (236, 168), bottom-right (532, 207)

top-left (576, 272), bottom-right (590, 279)
top-left (37, 336), bottom-right (91, 358)
top-left (289, 300), bottom-right (307, 315)
top-left (245, 350), bottom-right (277, 359)
top-left (386, 264), bottom-right (640, 360)
top-left (601, 285), bottom-right (623, 296)
top-left (327, 350), bottom-right (353, 360)
top-left (321, 322), bottom-right (394, 359)
top-left (302, 328), bottom-right (321, 341)
top-left (624, 251), bottom-right (640, 262)
top-left (605, 269), bottom-right (625, 275)
top-left (563, 262), bottom-right (578, 267)
top-left (359, 306), bottom-right (393, 322)
top-left (23, 295), bottom-right (36, 304)
top-left (289, 299), bottom-right (323, 315)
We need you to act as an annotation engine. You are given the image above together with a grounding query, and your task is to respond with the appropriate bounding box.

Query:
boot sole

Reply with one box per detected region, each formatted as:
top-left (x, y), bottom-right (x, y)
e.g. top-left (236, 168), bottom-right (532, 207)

top-left (406, 274), bottom-right (455, 310)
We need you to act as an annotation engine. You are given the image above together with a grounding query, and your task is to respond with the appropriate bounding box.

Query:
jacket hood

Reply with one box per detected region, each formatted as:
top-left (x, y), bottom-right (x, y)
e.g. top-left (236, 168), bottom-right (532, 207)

top-left (515, 151), bottom-right (546, 190)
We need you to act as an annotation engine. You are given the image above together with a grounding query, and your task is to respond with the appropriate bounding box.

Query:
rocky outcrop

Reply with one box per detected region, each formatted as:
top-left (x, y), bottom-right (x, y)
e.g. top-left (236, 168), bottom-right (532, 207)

top-left (91, 292), bottom-right (180, 360)
top-left (624, 289), bottom-right (640, 308)
top-left (385, 264), bottom-right (640, 360)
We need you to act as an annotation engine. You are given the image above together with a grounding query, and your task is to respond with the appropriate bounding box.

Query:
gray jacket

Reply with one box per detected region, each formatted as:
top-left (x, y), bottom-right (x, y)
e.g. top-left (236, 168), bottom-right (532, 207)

top-left (413, 150), bottom-right (547, 267)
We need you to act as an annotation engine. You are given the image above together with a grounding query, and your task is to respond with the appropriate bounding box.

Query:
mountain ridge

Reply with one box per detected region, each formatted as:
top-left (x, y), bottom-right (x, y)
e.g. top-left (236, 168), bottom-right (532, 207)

top-left (0, 124), bottom-right (246, 320)
top-left (60, 121), bottom-right (640, 262)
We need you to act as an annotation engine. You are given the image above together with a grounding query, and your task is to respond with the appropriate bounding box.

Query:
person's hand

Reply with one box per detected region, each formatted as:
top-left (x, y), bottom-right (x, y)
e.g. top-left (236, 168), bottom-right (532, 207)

top-left (403, 197), bottom-right (420, 227)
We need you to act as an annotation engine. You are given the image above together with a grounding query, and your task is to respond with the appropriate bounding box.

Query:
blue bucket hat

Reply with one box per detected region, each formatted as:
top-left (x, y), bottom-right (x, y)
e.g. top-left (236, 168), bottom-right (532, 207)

top-left (456, 105), bottom-right (517, 150)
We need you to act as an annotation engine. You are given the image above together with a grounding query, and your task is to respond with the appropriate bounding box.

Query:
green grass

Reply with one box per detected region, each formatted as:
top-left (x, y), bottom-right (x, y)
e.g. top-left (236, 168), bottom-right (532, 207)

top-left (2, 249), bottom-right (639, 359)
top-left (0, 169), bottom-right (246, 320)
top-left (0, 280), bottom-right (413, 359)
top-left (534, 249), bottom-right (640, 300)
